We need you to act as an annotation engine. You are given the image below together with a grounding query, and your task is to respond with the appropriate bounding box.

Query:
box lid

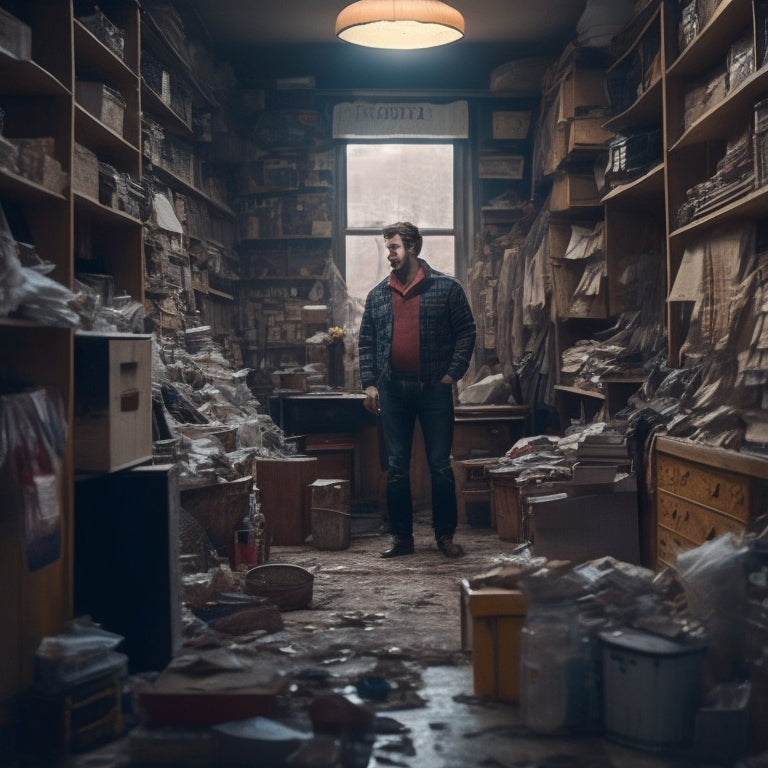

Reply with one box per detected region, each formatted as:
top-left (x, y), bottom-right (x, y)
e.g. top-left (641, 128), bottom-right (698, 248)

top-left (468, 587), bottom-right (527, 617)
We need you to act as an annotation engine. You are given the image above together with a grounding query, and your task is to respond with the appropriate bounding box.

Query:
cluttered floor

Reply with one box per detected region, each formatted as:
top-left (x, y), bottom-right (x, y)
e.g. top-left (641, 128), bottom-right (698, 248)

top-left (37, 508), bottom-right (756, 768)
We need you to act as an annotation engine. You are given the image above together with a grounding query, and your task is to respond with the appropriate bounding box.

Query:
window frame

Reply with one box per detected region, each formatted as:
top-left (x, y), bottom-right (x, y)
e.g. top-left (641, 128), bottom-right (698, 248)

top-left (333, 137), bottom-right (471, 294)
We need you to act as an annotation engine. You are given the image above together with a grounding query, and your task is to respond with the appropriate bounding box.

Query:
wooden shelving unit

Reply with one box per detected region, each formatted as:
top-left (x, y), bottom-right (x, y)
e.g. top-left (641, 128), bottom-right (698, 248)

top-left (0, 0), bottom-right (238, 717)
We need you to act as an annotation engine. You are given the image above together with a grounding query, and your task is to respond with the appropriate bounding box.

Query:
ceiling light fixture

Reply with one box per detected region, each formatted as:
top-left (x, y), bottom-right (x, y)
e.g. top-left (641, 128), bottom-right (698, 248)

top-left (335, 0), bottom-right (465, 50)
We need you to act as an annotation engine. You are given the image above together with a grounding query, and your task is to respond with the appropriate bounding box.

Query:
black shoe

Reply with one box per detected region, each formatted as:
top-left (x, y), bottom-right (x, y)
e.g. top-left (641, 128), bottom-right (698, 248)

top-left (436, 536), bottom-right (464, 558)
top-left (380, 537), bottom-right (414, 558)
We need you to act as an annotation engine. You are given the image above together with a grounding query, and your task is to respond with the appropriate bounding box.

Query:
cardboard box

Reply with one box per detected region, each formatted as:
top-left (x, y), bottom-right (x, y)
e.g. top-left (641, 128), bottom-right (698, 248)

top-left (550, 171), bottom-right (601, 211)
top-left (74, 332), bottom-right (152, 473)
top-left (530, 490), bottom-right (640, 564)
top-left (466, 584), bottom-right (527, 701)
top-left (558, 68), bottom-right (610, 122)
top-left (568, 117), bottom-right (613, 153)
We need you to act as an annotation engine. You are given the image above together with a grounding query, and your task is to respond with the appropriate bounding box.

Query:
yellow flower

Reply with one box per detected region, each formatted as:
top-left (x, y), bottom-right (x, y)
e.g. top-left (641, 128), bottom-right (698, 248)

top-left (327, 326), bottom-right (345, 343)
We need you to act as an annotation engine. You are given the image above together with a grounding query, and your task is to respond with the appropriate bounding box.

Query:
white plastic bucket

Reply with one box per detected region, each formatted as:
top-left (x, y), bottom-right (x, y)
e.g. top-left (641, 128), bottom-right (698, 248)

top-left (600, 628), bottom-right (706, 751)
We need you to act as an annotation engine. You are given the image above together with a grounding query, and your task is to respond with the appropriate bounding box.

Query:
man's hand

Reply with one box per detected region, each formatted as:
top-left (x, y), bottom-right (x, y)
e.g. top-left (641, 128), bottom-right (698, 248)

top-left (364, 385), bottom-right (380, 414)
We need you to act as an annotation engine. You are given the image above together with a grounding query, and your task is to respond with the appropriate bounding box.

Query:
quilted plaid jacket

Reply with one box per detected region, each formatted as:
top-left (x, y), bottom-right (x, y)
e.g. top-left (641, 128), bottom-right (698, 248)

top-left (358, 259), bottom-right (476, 389)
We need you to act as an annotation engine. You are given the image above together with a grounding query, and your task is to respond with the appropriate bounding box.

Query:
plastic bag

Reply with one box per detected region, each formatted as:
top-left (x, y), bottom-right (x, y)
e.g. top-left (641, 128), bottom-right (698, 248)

top-left (0, 387), bottom-right (66, 571)
top-left (0, 205), bottom-right (24, 316)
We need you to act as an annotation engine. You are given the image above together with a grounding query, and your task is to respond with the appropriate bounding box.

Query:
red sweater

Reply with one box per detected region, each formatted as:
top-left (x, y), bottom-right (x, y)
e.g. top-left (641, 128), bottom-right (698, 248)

top-left (389, 267), bottom-right (424, 373)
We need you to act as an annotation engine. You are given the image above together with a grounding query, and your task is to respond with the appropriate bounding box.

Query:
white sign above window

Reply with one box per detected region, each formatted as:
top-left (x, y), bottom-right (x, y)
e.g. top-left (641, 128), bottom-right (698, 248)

top-left (332, 101), bottom-right (468, 139)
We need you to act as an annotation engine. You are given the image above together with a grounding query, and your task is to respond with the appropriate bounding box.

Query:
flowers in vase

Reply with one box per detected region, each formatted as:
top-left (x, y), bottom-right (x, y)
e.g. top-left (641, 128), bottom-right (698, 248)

top-left (326, 326), bottom-right (345, 344)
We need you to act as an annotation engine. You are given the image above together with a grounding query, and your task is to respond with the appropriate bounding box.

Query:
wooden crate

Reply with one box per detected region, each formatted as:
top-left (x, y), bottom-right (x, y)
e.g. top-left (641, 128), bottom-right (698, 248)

top-left (255, 456), bottom-right (318, 545)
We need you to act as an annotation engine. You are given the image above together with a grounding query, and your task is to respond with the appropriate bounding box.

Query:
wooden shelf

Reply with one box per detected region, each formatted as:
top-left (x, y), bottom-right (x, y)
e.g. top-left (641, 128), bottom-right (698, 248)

top-left (73, 191), bottom-right (143, 226)
top-left (666, 0), bottom-right (752, 79)
top-left (140, 14), bottom-right (219, 109)
top-left (0, 167), bottom-right (68, 202)
top-left (554, 384), bottom-right (605, 400)
top-left (239, 236), bottom-right (332, 245)
top-left (669, 66), bottom-right (768, 151)
top-left (601, 162), bottom-right (664, 204)
top-left (669, 183), bottom-right (768, 241)
top-left (75, 105), bottom-right (140, 164)
top-left (0, 53), bottom-right (70, 96)
top-left (74, 19), bottom-right (137, 89)
top-left (141, 81), bottom-right (193, 137)
top-left (603, 77), bottom-right (663, 134)
top-left (148, 163), bottom-right (235, 217)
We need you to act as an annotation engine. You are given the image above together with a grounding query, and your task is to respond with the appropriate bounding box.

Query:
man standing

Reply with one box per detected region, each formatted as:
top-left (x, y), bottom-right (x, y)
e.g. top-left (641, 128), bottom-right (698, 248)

top-left (358, 222), bottom-right (476, 558)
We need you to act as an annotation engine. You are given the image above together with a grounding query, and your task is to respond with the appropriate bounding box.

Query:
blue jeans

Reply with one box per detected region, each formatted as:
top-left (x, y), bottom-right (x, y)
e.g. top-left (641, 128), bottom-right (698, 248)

top-left (378, 375), bottom-right (457, 540)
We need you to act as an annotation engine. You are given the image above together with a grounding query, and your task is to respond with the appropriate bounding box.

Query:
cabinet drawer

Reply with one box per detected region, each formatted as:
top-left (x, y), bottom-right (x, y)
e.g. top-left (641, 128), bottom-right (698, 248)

top-left (657, 490), bottom-right (745, 545)
top-left (655, 454), bottom-right (750, 522)
top-left (656, 525), bottom-right (698, 569)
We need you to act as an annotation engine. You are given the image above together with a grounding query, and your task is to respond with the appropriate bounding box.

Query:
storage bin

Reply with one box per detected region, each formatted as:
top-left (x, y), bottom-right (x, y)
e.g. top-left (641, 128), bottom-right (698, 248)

top-left (467, 586), bottom-right (527, 701)
top-left (76, 81), bottom-right (126, 137)
top-left (73, 143), bottom-right (99, 198)
top-left (600, 628), bottom-right (706, 751)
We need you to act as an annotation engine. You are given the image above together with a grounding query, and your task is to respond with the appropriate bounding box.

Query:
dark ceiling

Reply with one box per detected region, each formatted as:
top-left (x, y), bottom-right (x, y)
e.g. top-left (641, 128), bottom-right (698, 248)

top-left (185, 0), bottom-right (588, 91)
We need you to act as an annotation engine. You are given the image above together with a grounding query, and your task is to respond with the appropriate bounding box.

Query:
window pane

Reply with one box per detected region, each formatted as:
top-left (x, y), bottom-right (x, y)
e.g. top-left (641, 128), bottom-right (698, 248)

top-left (346, 144), bottom-right (453, 229)
top-left (346, 234), bottom-right (454, 304)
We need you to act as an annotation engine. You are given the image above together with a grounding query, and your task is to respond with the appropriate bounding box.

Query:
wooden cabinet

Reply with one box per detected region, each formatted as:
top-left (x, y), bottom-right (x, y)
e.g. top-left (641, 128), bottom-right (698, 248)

top-left (653, 436), bottom-right (768, 569)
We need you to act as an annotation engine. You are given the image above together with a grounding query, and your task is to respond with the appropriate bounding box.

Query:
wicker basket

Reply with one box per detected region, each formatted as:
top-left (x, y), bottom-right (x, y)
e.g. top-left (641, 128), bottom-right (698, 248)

top-left (244, 564), bottom-right (314, 611)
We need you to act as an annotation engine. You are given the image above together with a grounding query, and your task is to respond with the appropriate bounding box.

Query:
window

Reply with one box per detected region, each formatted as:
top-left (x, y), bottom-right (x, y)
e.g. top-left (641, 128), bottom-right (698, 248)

top-left (341, 142), bottom-right (460, 305)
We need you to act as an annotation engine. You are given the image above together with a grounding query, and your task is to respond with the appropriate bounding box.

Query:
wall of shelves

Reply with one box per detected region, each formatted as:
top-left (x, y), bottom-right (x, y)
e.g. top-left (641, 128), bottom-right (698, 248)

top-left (664, 0), bottom-right (767, 368)
top-left (0, 0), bottom-right (248, 716)
top-left (595, 0), bottom-right (768, 565)
top-left (0, 0), bottom-right (77, 712)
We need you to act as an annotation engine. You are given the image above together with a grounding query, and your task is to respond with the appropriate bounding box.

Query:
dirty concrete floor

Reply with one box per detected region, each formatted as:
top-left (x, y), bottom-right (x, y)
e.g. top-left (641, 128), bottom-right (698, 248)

top-left (61, 509), bottom-right (724, 768)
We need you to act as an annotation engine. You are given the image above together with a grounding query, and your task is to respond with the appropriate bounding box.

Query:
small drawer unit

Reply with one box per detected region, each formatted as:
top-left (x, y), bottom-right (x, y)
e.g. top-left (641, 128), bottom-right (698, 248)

top-left (74, 332), bottom-right (152, 473)
top-left (653, 437), bottom-right (768, 569)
